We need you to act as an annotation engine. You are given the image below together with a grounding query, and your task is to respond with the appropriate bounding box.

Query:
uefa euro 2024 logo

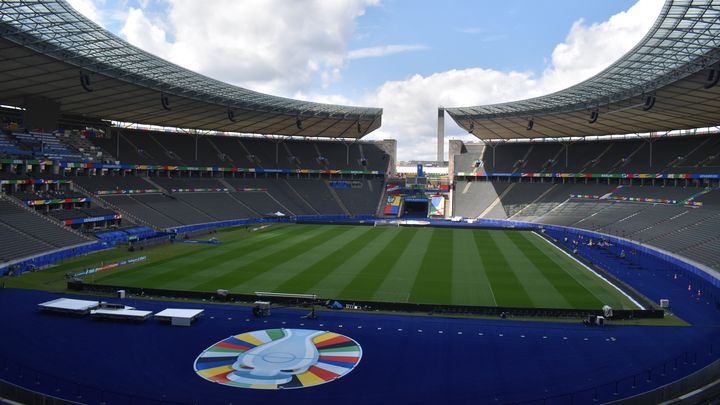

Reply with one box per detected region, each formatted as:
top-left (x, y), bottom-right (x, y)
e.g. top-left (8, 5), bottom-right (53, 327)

top-left (194, 328), bottom-right (362, 389)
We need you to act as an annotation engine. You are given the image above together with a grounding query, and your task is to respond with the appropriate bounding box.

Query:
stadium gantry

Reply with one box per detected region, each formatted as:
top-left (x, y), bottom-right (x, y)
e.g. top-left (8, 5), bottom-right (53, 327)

top-left (445, 0), bottom-right (720, 139)
top-left (0, 0), bottom-right (382, 138)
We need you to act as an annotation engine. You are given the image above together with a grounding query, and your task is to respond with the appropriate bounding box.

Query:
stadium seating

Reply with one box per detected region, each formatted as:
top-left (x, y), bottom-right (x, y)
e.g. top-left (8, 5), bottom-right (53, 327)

top-left (151, 176), bottom-right (225, 191)
top-left (230, 191), bottom-right (287, 215)
top-left (102, 195), bottom-right (182, 228)
top-left (0, 132), bottom-right (32, 157)
top-left (12, 131), bottom-right (83, 161)
top-left (452, 181), bottom-right (511, 218)
top-left (285, 178), bottom-right (346, 214)
top-left (85, 131), bottom-right (389, 171)
top-left (173, 192), bottom-right (257, 220)
top-left (456, 134), bottom-right (720, 174)
top-left (0, 197), bottom-right (91, 262)
top-left (333, 179), bottom-right (384, 215)
top-left (72, 175), bottom-right (155, 192)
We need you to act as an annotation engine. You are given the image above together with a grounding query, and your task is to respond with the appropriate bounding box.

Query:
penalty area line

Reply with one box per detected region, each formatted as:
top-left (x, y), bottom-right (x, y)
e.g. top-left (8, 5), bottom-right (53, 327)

top-left (531, 232), bottom-right (645, 310)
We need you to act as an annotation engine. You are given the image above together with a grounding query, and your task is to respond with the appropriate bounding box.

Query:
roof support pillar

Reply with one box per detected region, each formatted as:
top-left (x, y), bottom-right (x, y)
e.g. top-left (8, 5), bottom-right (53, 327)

top-left (194, 131), bottom-right (199, 162)
top-left (23, 97), bottom-right (60, 132)
top-left (437, 108), bottom-right (445, 163)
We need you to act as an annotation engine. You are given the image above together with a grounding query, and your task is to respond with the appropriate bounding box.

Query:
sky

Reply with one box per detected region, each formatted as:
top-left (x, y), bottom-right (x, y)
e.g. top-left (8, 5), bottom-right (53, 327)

top-left (66, 0), bottom-right (665, 161)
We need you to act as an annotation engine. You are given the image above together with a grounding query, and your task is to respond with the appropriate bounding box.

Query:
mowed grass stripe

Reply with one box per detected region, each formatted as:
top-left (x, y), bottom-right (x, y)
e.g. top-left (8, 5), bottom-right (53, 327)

top-left (338, 227), bottom-right (418, 300)
top-left (105, 225), bottom-right (306, 288)
top-left (408, 228), bottom-right (454, 304)
top-left (506, 232), bottom-right (602, 309)
top-left (273, 226), bottom-right (378, 293)
top-left (98, 225), bottom-right (301, 286)
top-left (451, 229), bottom-right (497, 306)
top-left (526, 233), bottom-right (633, 309)
top-left (228, 225), bottom-right (366, 292)
top-left (309, 228), bottom-right (398, 298)
top-left (490, 231), bottom-right (570, 308)
top-left (190, 225), bottom-right (347, 292)
top-left (472, 230), bottom-right (533, 307)
top-left (373, 228), bottom-right (434, 302)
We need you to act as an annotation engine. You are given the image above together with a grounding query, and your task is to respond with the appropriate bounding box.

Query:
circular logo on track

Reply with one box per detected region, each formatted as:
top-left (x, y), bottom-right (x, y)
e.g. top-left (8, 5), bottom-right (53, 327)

top-left (194, 328), bottom-right (362, 389)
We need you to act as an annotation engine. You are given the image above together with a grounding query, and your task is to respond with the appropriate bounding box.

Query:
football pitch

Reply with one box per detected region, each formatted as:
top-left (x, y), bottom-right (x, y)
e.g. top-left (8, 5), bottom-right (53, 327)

top-left (80, 224), bottom-right (638, 310)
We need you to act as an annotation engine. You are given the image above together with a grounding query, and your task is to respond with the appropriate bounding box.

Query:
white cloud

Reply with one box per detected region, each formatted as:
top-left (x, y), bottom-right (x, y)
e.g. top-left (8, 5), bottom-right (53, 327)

top-left (120, 8), bottom-right (174, 62)
top-left (118, 0), bottom-right (379, 96)
top-left (348, 44), bottom-right (428, 59)
top-left (66, 0), bottom-right (103, 26)
top-left (360, 0), bottom-right (665, 160)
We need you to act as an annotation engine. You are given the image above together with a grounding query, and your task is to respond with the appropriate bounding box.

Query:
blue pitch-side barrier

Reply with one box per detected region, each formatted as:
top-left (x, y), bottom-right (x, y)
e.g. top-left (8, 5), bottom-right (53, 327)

top-left (173, 239), bottom-right (222, 245)
top-left (0, 242), bottom-right (108, 276)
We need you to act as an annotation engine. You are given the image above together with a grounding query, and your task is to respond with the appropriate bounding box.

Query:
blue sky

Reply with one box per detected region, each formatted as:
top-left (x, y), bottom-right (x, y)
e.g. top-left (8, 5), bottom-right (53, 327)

top-left (69, 0), bottom-right (661, 160)
top-left (335, 0), bottom-right (639, 97)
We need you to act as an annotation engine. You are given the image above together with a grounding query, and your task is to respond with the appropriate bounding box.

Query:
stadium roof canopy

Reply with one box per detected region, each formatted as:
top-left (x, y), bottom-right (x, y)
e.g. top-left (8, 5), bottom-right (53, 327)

top-left (0, 0), bottom-right (382, 138)
top-left (445, 0), bottom-right (720, 140)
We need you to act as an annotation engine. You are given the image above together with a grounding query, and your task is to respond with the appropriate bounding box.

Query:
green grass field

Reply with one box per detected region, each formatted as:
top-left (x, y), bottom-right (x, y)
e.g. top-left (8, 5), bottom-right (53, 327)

top-left (40, 223), bottom-right (637, 310)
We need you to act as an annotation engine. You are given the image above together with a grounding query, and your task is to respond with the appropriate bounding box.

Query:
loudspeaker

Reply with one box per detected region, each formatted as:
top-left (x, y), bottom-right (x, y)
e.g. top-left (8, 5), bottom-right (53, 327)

top-left (468, 123), bottom-right (474, 133)
top-left (526, 119), bottom-right (534, 131)
top-left (79, 71), bottom-right (93, 92)
top-left (704, 67), bottom-right (720, 89)
top-left (227, 109), bottom-right (236, 122)
top-left (589, 110), bottom-right (599, 124)
top-left (161, 93), bottom-right (171, 110)
top-left (296, 117), bottom-right (303, 130)
top-left (642, 95), bottom-right (656, 111)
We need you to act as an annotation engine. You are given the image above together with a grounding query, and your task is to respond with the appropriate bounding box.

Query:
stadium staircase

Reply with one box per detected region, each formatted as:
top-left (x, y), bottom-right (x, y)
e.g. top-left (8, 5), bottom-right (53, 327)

top-left (224, 192), bottom-right (262, 216)
top-left (375, 178), bottom-right (389, 217)
top-left (325, 181), bottom-right (351, 215)
top-left (71, 183), bottom-right (156, 230)
top-left (174, 194), bottom-right (228, 221)
top-left (282, 179), bottom-right (320, 215)
top-left (215, 177), bottom-right (237, 192)
top-left (140, 176), bottom-right (169, 193)
top-left (508, 183), bottom-right (558, 219)
top-left (313, 143), bottom-right (327, 168)
top-left (478, 183), bottom-right (515, 218)
top-left (205, 137), bottom-right (234, 164)
top-left (581, 143), bottom-right (613, 171)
